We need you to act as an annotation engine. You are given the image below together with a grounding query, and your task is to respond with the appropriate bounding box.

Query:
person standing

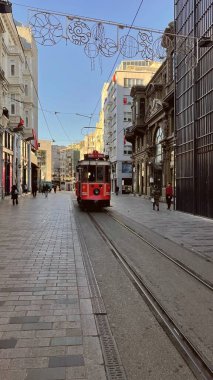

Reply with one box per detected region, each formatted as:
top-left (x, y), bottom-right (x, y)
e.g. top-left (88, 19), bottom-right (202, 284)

top-left (166, 182), bottom-right (173, 210)
top-left (115, 186), bottom-right (119, 195)
top-left (152, 185), bottom-right (160, 211)
top-left (11, 185), bottom-right (18, 205)
top-left (54, 185), bottom-right (57, 193)
top-left (44, 184), bottom-right (49, 198)
top-left (32, 183), bottom-right (37, 198)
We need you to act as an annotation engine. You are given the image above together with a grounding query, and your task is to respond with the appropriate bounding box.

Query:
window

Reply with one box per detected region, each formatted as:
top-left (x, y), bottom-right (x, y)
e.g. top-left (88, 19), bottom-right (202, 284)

top-left (25, 84), bottom-right (28, 96)
top-left (11, 64), bottom-right (15, 76)
top-left (124, 112), bottom-right (131, 122)
top-left (122, 162), bottom-right (132, 173)
top-left (11, 94), bottom-right (16, 115)
top-left (25, 111), bottom-right (29, 128)
top-left (124, 78), bottom-right (144, 87)
top-left (124, 148), bottom-right (132, 155)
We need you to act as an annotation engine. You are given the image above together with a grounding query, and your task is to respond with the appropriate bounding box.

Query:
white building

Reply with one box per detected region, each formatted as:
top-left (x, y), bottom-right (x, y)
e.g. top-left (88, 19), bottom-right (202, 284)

top-left (52, 144), bottom-right (65, 186)
top-left (103, 60), bottom-right (161, 193)
top-left (0, 11), bottom-right (38, 199)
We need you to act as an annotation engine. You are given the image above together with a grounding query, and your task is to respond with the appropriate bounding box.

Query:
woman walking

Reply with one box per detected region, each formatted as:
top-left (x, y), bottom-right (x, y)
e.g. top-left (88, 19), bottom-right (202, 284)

top-left (11, 185), bottom-right (18, 205)
top-left (166, 183), bottom-right (173, 210)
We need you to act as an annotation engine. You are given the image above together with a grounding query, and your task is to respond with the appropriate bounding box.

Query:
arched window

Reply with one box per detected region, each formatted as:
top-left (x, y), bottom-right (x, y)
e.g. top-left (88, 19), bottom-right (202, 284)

top-left (155, 127), bottom-right (163, 164)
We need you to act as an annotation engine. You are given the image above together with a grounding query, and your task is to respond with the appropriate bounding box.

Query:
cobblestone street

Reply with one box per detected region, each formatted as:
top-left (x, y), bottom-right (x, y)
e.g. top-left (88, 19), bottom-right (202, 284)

top-left (0, 192), bottom-right (106, 380)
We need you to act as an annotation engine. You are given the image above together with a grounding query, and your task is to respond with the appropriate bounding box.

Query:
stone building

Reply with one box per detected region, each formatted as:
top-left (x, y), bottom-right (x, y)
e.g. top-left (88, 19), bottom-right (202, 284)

top-left (0, 10), bottom-right (38, 199)
top-left (125, 24), bottom-right (174, 200)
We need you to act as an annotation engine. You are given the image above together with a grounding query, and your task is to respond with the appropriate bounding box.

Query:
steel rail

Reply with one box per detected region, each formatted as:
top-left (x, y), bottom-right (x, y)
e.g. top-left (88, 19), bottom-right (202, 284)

top-left (105, 211), bottom-right (213, 291)
top-left (88, 212), bottom-right (213, 380)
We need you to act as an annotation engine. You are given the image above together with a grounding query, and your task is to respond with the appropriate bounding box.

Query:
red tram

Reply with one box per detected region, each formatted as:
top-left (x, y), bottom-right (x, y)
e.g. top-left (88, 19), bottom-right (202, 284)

top-left (75, 150), bottom-right (111, 208)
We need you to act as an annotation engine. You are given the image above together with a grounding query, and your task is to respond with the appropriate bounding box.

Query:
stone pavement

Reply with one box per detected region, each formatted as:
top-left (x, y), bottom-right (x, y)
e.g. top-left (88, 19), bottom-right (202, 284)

top-left (110, 194), bottom-right (213, 260)
top-left (0, 192), bottom-right (106, 380)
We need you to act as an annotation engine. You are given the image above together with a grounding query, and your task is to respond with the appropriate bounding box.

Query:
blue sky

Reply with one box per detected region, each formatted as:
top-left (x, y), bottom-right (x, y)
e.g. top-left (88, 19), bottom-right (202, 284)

top-left (12, 0), bottom-right (173, 145)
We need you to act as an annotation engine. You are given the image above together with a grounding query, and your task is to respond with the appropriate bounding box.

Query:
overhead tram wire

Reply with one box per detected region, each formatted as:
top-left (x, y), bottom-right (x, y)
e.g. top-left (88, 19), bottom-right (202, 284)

top-left (13, 18), bottom-right (55, 142)
top-left (54, 112), bottom-right (73, 144)
top-left (13, 0), bottom-right (145, 140)
top-left (90, 0), bottom-right (144, 123)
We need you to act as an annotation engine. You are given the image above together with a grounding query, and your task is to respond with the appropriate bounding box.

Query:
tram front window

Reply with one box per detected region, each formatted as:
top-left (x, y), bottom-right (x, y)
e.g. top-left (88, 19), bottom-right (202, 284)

top-left (88, 166), bottom-right (96, 182)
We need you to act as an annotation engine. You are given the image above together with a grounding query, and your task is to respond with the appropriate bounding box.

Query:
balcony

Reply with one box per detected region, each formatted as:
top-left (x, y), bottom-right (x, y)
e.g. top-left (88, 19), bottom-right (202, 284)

top-left (23, 127), bottom-right (34, 141)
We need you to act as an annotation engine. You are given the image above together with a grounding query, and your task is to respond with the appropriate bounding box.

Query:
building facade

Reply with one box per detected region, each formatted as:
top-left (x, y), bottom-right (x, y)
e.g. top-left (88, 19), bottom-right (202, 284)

top-left (175, 0), bottom-right (213, 217)
top-left (51, 144), bottom-right (65, 186)
top-left (0, 12), bottom-right (38, 199)
top-left (38, 140), bottom-right (52, 184)
top-left (125, 25), bottom-right (174, 199)
top-left (59, 145), bottom-right (80, 191)
top-left (103, 60), bottom-right (161, 193)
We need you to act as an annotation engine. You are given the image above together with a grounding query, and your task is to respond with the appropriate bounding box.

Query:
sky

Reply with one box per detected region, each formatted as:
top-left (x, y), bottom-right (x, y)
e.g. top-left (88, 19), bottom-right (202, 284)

top-left (12, 0), bottom-right (173, 146)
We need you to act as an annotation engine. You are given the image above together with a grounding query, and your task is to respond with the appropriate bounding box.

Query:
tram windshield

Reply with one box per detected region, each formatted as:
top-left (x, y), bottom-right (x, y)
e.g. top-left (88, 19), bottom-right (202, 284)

top-left (80, 165), bottom-right (110, 183)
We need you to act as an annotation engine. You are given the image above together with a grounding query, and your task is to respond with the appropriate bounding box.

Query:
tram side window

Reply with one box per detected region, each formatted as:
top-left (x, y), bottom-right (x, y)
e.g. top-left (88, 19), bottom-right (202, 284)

top-left (81, 167), bottom-right (88, 182)
top-left (88, 166), bottom-right (96, 182)
top-left (97, 166), bottom-right (104, 182)
top-left (105, 166), bottom-right (110, 182)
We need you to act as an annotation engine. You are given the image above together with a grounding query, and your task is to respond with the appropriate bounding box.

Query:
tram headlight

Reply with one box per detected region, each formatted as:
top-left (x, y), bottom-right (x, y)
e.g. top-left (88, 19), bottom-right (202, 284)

top-left (93, 188), bottom-right (100, 196)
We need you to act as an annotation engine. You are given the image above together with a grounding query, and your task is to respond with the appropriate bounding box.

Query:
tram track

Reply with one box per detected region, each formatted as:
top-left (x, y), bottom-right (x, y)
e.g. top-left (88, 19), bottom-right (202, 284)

top-left (88, 211), bottom-right (213, 380)
top-left (105, 210), bottom-right (213, 292)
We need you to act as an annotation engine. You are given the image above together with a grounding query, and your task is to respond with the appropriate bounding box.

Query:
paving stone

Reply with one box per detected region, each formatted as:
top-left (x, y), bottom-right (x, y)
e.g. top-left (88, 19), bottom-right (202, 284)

top-left (31, 346), bottom-right (66, 357)
top-left (49, 354), bottom-right (84, 368)
top-left (9, 316), bottom-right (39, 324)
top-left (0, 370), bottom-right (27, 380)
top-left (16, 337), bottom-right (50, 348)
top-left (10, 356), bottom-right (48, 369)
top-left (22, 322), bottom-right (52, 331)
top-left (0, 338), bottom-right (17, 349)
top-left (55, 298), bottom-right (78, 305)
top-left (0, 301), bottom-right (5, 306)
top-left (51, 337), bottom-right (82, 346)
top-left (0, 287), bottom-right (45, 292)
top-left (66, 366), bottom-right (86, 379)
top-left (25, 367), bottom-right (66, 380)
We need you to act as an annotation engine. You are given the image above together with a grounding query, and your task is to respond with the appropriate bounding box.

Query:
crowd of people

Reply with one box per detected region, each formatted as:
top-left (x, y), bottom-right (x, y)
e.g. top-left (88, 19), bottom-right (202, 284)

top-left (10, 182), bottom-right (173, 211)
top-left (10, 183), bottom-right (59, 205)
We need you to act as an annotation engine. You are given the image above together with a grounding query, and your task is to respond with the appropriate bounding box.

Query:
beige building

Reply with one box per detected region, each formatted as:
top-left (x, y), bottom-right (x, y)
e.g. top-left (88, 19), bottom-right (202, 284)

top-left (38, 140), bottom-right (52, 183)
top-left (103, 60), bottom-right (161, 193)
top-left (59, 143), bottom-right (80, 190)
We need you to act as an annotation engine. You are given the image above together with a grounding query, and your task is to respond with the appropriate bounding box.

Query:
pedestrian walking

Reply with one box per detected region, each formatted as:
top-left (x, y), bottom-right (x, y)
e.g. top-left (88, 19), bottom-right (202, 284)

top-left (11, 185), bottom-right (18, 205)
top-left (32, 183), bottom-right (38, 198)
top-left (53, 185), bottom-right (57, 193)
top-left (115, 186), bottom-right (119, 195)
top-left (152, 185), bottom-right (160, 211)
top-left (166, 182), bottom-right (173, 210)
top-left (44, 184), bottom-right (49, 198)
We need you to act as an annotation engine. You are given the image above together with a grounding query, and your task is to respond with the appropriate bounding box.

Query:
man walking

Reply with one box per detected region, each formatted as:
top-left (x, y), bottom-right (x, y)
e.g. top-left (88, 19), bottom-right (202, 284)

top-left (166, 183), bottom-right (173, 210)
